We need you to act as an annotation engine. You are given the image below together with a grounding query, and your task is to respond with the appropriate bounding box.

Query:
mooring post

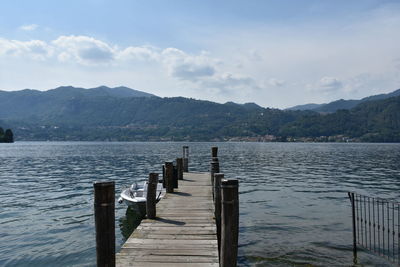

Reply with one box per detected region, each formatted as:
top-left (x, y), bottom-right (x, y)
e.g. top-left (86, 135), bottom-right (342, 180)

top-left (94, 181), bottom-right (115, 267)
top-left (348, 192), bottom-right (357, 263)
top-left (221, 179), bottom-right (239, 267)
top-left (173, 163), bottom-right (178, 189)
top-left (210, 158), bottom-right (219, 198)
top-left (146, 173), bottom-right (158, 219)
top-left (162, 164), bottom-right (166, 188)
top-left (214, 173), bottom-right (224, 256)
top-left (165, 161), bottom-right (174, 193)
top-left (212, 146), bottom-right (218, 157)
top-left (176, 158), bottom-right (183, 180)
top-left (183, 146), bottom-right (189, 172)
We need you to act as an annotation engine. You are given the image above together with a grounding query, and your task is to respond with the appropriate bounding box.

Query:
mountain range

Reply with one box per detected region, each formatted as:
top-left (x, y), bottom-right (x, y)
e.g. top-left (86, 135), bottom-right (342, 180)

top-left (287, 89), bottom-right (400, 113)
top-left (0, 86), bottom-right (399, 142)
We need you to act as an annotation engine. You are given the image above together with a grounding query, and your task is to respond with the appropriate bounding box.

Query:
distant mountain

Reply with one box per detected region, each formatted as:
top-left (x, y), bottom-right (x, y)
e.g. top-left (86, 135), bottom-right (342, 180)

top-left (280, 95), bottom-right (400, 142)
top-left (0, 86), bottom-right (157, 120)
top-left (286, 103), bottom-right (323, 111)
top-left (314, 99), bottom-right (360, 113)
top-left (0, 85), bottom-right (399, 142)
top-left (224, 102), bottom-right (264, 111)
top-left (287, 88), bottom-right (400, 113)
top-left (0, 86), bottom-right (306, 141)
top-left (0, 85), bottom-right (156, 100)
top-left (82, 86), bottom-right (156, 98)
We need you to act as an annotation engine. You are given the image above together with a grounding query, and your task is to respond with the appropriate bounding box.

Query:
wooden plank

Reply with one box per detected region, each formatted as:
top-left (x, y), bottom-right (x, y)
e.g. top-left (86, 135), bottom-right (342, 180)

top-left (117, 255), bottom-right (219, 263)
top-left (122, 243), bottom-right (218, 249)
top-left (135, 229), bottom-right (215, 234)
top-left (142, 217), bottom-right (214, 221)
top-left (140, 223), bottom-right (215, 227)
top-left (117, 172), bottom-right (218, 266)
top-left (137, 227), bottom-right (216, 232)
top-left (124, 238), bottom-right (217, 245)
top-left (134, 234), bottom-right (214, 240)
top-left (118, 248), bottom-right (218, 256)
top-left (116, 260), bottom-right (218, 267)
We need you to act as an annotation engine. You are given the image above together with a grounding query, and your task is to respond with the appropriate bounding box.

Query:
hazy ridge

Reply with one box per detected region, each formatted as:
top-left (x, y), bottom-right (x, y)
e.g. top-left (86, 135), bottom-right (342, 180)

top-left (0, 86), bottom-right (399, 142)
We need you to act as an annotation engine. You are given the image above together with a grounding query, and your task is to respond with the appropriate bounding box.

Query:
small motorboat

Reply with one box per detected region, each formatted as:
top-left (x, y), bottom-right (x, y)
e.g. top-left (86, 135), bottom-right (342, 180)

top-left (118, 181), bottom-right (166, 207)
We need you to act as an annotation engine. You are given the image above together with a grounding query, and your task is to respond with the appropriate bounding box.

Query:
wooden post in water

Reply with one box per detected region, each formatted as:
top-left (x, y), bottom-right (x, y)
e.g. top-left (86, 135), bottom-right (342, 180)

top-left (176, 158), bottom-right (183, 180)
top-left (146, 173), bottom-right (158, 219)
top-left (162, 164), bottom-right (166, 188)
top-left (173, 163), bottom-right (178, 189)
top-left (210, 158), bottom-right (219, 197)
top-left (165, 161), bottom-right (174, 193)
top-left (94, 181), bottom-right (115, 267)
top-left (214, 173), bottom-right (224, 255)
top-left (183, 146), bottom-right (189, 172)
top-left (212, 146), bottom-right (218, 157)
top-left (221, 179), bottom-right (239, 267)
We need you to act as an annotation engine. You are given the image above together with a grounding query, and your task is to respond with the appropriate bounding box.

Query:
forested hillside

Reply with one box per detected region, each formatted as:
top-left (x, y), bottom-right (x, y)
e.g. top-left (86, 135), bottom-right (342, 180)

top-left (0, 127), bottom-right (13, 143)
top-left (0, 86), bottom-right (399, 142)
top-left (280, 96), bottom-right (400, 142)
top-left (288, 88), bottom-right (400, 113)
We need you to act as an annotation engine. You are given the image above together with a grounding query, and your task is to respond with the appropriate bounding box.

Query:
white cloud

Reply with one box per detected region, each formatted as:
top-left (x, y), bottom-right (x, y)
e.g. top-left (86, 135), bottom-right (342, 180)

top-left (394, 58), bottom-right (400, 71)
top-left (2, 2), bottom-right (400, 109)
top-left (52, 35), bottom-right (115, 65)
top-left (19, 24), bottom-right (38, 31)
top-left (305, 77), bottom-right (343, 94)
top-left (0, 35), bottom-right (259, 99)
top-left (318, 77), bottom-right (343, 91)
top-left (198, 73), bottom-right (259, 95)
top-left (118, 46), bottom-right (159, 61)
top-left (268, 78), bottom-right (285, 87)
top-left (161, 48), bottom-right (217, 81)
top-left (0, 38), bottom-right (52, 60)
top-left (171, 62), bottom-right (215, 81)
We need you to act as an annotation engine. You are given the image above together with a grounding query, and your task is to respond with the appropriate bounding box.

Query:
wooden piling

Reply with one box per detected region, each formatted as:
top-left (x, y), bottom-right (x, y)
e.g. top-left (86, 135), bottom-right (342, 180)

top-left (220, 179), bottom-right (239, 267)
top-left (214, 173), bottom-right (224, 255)
top-left (210, 157), bottom-right (219, 193)
top-left (183, 146), bottom-right (189, 172)
top-left (173, 164), bottom-right (178, 189)
top-left (146, 173), bottom-right (158, 219)
top-left (210, 160), bottom-right (219, 195)
top-left (165, 161), bottom-right (174, 193)
top-left (212, 146), bottom-right (218, 157)
top-left (94, 181), bottom-right (115, 267)
top-left (176, 158), bottom-right (183, 180)
top-left (162, 164), bottom-right (165, 188)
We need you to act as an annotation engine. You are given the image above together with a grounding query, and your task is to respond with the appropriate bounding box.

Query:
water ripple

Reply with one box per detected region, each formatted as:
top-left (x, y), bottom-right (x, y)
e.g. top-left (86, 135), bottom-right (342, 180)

top-left (1, 142), bottom-right (399, 266)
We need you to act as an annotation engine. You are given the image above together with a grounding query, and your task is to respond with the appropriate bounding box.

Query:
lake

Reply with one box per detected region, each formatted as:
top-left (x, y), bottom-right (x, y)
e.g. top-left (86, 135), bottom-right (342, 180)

top-left (0, 142), bottom-right (399, 266)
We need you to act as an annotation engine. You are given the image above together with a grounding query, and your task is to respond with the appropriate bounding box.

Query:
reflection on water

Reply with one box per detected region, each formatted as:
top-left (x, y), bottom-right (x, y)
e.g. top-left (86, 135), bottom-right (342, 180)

top-left (0, 142), bottom-right (399, 266)
top-left (118, 207), bottom-right (145, 241)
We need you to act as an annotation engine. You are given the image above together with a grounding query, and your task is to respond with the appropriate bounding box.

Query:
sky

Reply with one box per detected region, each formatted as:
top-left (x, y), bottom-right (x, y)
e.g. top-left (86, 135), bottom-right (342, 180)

top-left (1, 0), bottom-right (400, 108)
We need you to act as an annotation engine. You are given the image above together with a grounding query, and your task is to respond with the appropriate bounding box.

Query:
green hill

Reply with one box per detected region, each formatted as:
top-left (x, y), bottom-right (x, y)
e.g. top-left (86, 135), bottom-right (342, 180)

top-left (287, 88), bottom-right (400, 113)
top-left (280, 96), bottom-right (400, 142)
top-left (0, 86), bottom-right (399, 142)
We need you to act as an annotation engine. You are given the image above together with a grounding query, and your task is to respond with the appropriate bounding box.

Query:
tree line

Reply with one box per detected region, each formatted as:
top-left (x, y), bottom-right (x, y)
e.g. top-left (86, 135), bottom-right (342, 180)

top-left (0, 127), bottom-right (14, 143)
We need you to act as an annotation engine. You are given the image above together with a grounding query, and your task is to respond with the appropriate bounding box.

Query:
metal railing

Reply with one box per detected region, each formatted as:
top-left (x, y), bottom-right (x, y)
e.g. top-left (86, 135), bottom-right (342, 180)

top-left (348, 192), bottom-right (399, 265)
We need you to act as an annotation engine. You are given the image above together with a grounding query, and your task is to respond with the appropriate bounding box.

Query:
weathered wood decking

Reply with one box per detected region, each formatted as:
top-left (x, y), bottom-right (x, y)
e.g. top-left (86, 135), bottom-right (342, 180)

top-left (116, 172), bottom-right (219, 267)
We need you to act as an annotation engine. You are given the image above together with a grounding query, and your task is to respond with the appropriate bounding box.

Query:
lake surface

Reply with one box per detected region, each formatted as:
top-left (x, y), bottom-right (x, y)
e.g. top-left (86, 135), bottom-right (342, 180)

top-left (0, 142), bottom-right (399, 266)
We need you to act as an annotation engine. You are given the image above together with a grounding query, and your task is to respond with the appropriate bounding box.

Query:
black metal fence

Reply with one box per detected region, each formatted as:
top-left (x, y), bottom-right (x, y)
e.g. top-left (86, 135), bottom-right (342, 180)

top-left (348, 192), bottom-right (399, 265)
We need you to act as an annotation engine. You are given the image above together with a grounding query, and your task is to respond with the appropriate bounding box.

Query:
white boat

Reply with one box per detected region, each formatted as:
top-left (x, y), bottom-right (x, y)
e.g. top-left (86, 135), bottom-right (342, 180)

top-left (118, 181), bottom-right (166, 207)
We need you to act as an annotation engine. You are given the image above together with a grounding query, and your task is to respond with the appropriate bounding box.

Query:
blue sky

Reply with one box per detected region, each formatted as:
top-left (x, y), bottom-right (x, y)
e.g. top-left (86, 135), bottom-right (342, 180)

top-left (1, 0), bottom-right (400, 108)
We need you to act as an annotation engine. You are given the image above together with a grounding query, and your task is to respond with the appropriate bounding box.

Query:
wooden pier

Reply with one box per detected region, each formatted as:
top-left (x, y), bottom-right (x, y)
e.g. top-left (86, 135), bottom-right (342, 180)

top-left (94, 146), bottom-right (238, 267)
top-left (116, 172), bottom-right (219, 266)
